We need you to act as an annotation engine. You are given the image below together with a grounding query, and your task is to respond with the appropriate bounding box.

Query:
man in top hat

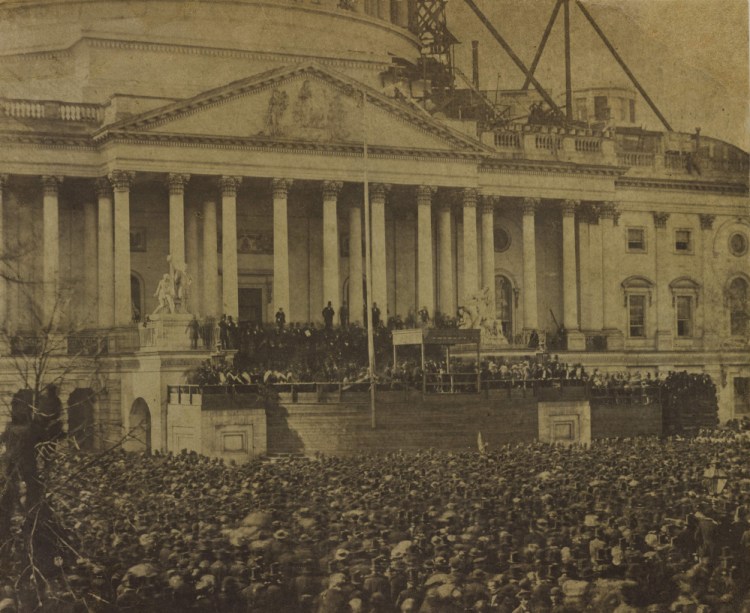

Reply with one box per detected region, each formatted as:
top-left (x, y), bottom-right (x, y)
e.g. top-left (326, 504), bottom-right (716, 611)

top-left (322, 301), bottom-right (335, 331)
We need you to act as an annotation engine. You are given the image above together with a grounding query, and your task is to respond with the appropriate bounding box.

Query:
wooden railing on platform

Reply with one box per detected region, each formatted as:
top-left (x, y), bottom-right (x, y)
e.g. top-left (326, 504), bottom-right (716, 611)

top-left (168, 378), bottom-right (661, 405)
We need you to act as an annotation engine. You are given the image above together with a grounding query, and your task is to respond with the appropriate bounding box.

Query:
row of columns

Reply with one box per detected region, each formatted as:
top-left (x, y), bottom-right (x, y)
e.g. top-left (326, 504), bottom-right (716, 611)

top-left (2, 171), bottom-right (597, 341)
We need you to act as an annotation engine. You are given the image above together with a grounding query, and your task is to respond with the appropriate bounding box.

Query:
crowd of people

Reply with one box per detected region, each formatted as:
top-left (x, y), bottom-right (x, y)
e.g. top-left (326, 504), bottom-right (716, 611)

top-left (2, 435), bottom-right (750, 611)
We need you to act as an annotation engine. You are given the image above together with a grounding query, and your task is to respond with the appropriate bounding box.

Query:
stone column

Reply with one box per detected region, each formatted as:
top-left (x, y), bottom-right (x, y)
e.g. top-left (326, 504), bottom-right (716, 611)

top-left (348, 203), bottom-right (364, 325)
top-left (272, 179), bottom-right (293, 318)
top-left (322, 181), bottom-right (343, 311)
top-left (480, 196), bottom-right (496, 313)
top-left (587, 206), bottom-right (603, 331)
top-left (521, 197), bottom-right (539, 332)
top-left (561, 200), bottom-right (584, 349)
top-left (395, 0), bottom-right (409, 27)
top-left (370, 183), bottom-right (390, 314)
top-left (0, 175), bottom-right (7, 335)
top-left (109, 171), bottom-right (134, 326)
top-left (417, 185), bottom-right (436, 317)
top-left (437, 201), bottom-right (454, 317)
top-left (185, 205), bottom-right (200, 316)
top-left (654, 211), bottom-right (672, 350)
top-left (462, 188), bottom-right (479, 297)
top-left (96, 178), bottom-right (115, 328)
top-left (83, 197), bottom-right (98, 326)
top-left (202, 200), bottom-right (219, 318)
top-left (220, 176), bottom-right (242, 320)
top-left (42, 176), bottom-right (62, 324)
top-left (600, 202), bottom-right (622, 348)
top-left (167, 173), bottom-right (190, 267)
top-left (699, 214), bottom-right (716, 347)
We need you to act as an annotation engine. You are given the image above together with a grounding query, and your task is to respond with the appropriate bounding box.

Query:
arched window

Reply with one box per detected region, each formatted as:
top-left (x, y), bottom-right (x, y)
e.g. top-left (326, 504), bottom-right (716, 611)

top-left (494, 275), bottom-right (514, 340)
top-left (728, 277), bottom-right (749, 337)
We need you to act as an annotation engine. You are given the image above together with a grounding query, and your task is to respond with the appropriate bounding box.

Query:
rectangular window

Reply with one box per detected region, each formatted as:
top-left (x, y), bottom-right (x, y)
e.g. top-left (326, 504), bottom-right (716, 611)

top-left (628, 295), bottom-right (646, 338)
top-left (675, 229), bottom-right (692, 252)
top-left (627, 228), bottom-right (646, 252)
top-left (676, 296), bottom-right (693, 337)
top-left (594, 96), bottom-right (609, 121)
top-left (629, 99), bottom-right (636, 123)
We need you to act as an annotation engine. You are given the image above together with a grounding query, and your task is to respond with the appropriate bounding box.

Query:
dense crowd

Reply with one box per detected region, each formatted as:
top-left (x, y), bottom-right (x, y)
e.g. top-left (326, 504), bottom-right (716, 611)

top-left (2, 435), bottom-right (750, 611)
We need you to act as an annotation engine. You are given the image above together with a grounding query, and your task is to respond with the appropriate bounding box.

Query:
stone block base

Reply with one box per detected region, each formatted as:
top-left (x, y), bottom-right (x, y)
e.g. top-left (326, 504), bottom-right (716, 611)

top-left (566, 330), bottom-right (586, 351)
top-left (143, 313), bottom-right (195, 351)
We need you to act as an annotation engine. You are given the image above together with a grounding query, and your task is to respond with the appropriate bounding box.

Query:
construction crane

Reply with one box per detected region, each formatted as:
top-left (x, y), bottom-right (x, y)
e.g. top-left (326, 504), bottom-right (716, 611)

top-left (412, 0), bottom-right (672, 131)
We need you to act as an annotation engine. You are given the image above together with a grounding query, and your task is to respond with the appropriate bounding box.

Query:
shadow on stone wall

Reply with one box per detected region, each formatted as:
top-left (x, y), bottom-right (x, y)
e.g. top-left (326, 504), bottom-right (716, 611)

top-left (265, 404), bottom-right (306, 455)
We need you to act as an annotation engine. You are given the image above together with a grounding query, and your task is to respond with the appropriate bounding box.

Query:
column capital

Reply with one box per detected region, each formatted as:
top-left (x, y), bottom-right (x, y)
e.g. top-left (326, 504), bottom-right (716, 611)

top-left (699, 213), bottom-right (715, 230)
top-left (95, 177), bottom-right (113, 198)
top-left (579, 203), bottom-right (600, 224)
top-left (462, 187), bottom-right (480, 207)
top-left (219, 175), bottom-right (243, 197)
top-left (322, 180), bottom-right (344, 200)
top-left (168, 173), bottom-right (192, 196)
top-left (561, 199), bottom-right (580, 217)
top-left (521, 197), bottom-right (540, 216)
top-left (480, 195), bottom-right (498, 214)
top-left (369, 182), bottom-right (391, 201)
top-left (108, 170), bottom-right (135, 192)
top-left (416, 184), bottom-right (436, 205)
top-left (652, 211), bottom-right (670, 229)
top-left (272, 178), bottom-right (293, 199)
top-left (41, 175), bottom-right (64, 196)
top-left (599, 201), bottom-right (619, 220)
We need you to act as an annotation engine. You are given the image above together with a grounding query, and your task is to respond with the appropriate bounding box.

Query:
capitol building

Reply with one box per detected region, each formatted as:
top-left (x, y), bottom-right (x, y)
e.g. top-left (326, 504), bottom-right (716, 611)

top-left (0, 0), bottom-right (748, 452)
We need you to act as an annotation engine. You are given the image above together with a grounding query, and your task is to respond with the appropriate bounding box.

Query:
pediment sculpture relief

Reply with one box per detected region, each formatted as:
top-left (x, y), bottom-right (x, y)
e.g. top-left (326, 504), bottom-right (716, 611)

top-left (260, 79), bottom-right (352, 142)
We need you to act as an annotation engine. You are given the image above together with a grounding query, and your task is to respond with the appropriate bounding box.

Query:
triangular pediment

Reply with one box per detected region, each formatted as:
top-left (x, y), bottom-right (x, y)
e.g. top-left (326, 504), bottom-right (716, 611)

top-left (99, 63), bottom-right (488, 155)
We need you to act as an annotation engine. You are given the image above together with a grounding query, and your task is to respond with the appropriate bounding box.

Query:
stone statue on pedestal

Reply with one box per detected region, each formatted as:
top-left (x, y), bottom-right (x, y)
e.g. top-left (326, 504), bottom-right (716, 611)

top-left (151, 255), bottom-right (193, 316)
top-left (460, 286), bottom-right (509, 346)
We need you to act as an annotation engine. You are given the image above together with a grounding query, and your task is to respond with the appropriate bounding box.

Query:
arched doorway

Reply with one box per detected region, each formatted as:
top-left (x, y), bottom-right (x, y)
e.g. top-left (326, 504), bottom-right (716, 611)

top-left (342, 275), bottom-right (368, 322)
top-left (127, 398), bottom-right (151, 453)
top-left (131, 273), bottom-right (143, 323)
top-left (68, 388), bottom-right (95, 451)
top-left (495, 275), bottom-right (514, 341)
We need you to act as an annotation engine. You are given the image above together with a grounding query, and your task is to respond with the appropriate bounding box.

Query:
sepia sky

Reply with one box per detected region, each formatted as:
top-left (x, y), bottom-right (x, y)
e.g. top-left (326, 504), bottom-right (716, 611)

top-left (447, 0), bottom-right (750, 150)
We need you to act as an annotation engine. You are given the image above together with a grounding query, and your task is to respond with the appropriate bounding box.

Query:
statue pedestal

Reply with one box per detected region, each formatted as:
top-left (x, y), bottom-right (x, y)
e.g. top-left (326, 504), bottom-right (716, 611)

top-left (141, 314), bottom-right (195, 352)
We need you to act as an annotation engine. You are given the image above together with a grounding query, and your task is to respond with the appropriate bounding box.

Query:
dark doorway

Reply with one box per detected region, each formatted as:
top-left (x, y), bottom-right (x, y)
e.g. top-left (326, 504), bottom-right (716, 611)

top-left (131, 274), bottom-right (143, 323)
top-left (127, 398), bottom-right (151, 453)
top-left (239, 288), bottom-right (264, 324)
top-left (68, 388), bottom-right (95, 451)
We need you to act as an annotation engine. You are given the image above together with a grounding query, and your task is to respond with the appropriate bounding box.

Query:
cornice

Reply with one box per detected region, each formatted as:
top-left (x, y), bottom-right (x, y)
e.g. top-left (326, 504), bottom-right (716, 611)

top-left (0, 131), bottom-right (96, 150)
top-left (479, 159), bottom-right (625, 178)
top-left (83, 35), bottom-right (392, 73)
top-left (98, 130), bottom-right (487, 162)
top-left (616, 176), bottom-right (748, 195)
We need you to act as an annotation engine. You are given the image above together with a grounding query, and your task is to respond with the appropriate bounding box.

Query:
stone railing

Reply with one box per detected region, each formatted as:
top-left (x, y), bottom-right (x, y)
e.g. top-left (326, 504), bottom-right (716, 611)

top-left (0, 98), bottom-right (103, 123)
top-left (493, 131), bottom-right (521, 149)
top-left (617, 152), bottom-right (656, 167)
top-left (484, 124), bottom-right (616, 164)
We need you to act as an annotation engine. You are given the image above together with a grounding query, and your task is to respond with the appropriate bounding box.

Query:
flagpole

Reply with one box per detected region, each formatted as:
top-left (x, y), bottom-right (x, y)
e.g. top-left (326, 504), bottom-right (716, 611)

top-left (362, 92), bottom-right (377, 429)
